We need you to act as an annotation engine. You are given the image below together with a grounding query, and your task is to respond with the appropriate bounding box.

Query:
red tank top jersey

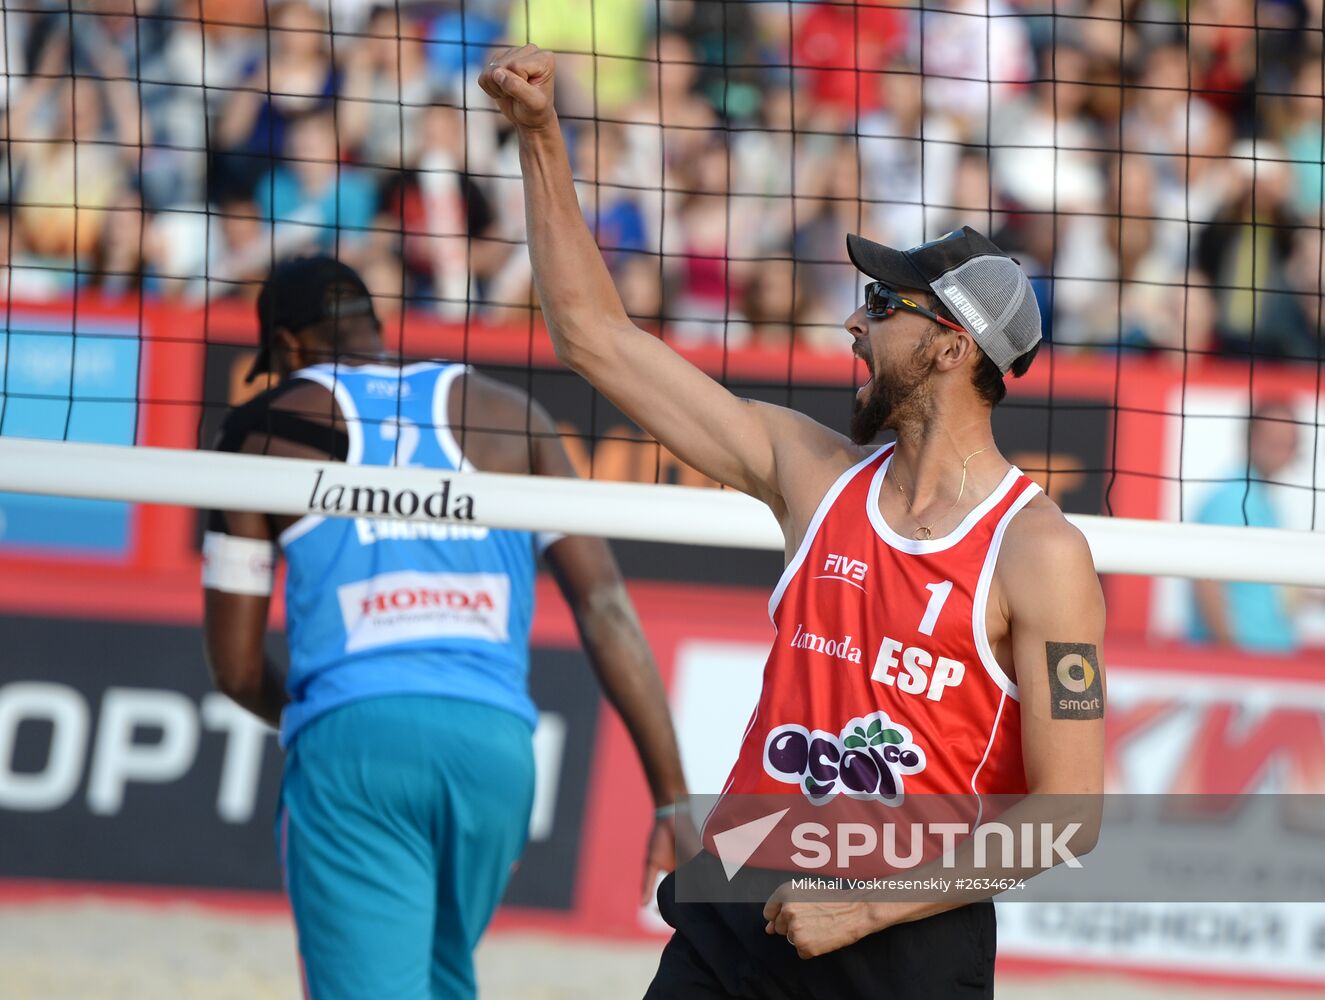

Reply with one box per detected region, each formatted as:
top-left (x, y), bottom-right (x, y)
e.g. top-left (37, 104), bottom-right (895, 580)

top-left (719, 444), bottom-right (1040, 809)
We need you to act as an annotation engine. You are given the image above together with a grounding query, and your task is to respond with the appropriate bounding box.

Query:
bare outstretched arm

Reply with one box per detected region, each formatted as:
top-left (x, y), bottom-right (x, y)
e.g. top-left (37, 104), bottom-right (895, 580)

top-left (478, 46), bottom-right (853, 517)
top-left (449, 370), bottom-right (689, 899)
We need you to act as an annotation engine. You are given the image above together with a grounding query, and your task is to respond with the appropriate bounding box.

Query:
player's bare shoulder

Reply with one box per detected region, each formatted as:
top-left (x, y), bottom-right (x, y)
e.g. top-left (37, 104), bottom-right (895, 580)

top-left (446, 369), bottom-right (557, 475)
top-left (450, 369), bottom-right (541, 426)
top-left (221, 377), bottom-right (344, 462)
top-left (270, 378), bottom-right (340, 422)
top-left (752, 399), bottom-right (868, 527)
top-left (996, 490), bottom-right (1103, 613)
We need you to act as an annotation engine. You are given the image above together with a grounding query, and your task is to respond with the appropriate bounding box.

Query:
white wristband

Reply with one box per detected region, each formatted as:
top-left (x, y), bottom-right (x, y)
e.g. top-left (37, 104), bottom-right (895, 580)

top-left (655, 802), bottom-right (690, 820)
top-left (202, 531), bottom-right (276, 596)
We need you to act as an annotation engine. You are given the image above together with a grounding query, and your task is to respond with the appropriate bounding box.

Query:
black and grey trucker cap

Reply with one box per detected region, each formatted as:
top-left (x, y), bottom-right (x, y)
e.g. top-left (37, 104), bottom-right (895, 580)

top-left (846, 226), bottom-right (1041, 374)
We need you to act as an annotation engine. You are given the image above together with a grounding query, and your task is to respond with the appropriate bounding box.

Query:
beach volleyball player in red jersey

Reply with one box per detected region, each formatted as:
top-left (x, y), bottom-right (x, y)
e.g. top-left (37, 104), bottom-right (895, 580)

top-left (482, 46), bottom-right (1106, 1000)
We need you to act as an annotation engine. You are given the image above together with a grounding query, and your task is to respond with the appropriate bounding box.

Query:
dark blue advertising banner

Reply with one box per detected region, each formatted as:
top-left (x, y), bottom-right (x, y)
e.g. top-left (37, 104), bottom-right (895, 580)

top-left (0, 614), bottom-right (599, 909)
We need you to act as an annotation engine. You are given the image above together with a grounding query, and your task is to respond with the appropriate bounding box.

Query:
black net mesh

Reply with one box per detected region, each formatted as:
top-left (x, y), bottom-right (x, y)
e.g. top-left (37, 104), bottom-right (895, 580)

top-left (0, 1), bottom-right (1322, 565)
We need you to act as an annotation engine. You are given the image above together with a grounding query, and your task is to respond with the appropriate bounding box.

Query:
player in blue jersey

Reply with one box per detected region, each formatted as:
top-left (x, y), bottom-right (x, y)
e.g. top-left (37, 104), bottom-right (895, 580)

top-left (201, 257), bottom-right (688, 1000)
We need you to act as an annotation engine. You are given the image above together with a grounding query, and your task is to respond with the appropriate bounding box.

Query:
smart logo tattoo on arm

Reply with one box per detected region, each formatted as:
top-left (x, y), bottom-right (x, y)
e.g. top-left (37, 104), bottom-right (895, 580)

top-left (1046, 642), bottom-right (1104, 720)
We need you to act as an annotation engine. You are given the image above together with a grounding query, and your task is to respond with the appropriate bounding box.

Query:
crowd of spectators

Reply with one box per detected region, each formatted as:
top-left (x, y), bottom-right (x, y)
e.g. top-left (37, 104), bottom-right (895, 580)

top-left (3, 0), bottom-right (1325, 359)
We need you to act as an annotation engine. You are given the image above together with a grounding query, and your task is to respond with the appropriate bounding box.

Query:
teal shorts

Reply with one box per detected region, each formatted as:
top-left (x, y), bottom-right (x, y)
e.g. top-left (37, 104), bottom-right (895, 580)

top-left (278, 695), bottom-right (535, 1000)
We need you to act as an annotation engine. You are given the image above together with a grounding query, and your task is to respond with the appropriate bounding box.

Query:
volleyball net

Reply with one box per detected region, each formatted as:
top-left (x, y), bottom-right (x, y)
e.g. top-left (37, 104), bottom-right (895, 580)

top-left (1, 1), bottom-right (1325, 592)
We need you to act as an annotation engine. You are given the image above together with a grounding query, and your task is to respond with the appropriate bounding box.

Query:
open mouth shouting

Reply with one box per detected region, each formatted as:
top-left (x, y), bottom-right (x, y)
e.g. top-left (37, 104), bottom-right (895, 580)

top-left (853, 344), bottom-right (874, 402)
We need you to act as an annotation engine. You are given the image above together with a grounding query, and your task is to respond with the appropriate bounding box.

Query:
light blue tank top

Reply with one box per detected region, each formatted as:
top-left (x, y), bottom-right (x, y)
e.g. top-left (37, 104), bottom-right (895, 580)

top-left (278, 362), bottom-right (539, 746)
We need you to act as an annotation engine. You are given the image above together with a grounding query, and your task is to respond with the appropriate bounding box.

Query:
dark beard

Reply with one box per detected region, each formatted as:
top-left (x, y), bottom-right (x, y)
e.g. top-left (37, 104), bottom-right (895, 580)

top-left (849, 357), bottom-right (934, 446)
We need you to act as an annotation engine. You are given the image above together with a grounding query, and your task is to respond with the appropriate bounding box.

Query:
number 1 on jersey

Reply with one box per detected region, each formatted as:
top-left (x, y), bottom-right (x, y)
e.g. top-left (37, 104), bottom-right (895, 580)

top-left (918, 580), bottom-right (954, 636)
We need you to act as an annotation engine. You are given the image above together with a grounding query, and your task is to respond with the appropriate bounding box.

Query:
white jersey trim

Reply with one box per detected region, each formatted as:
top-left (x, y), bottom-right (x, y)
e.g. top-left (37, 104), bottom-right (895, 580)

top-left (332, 361), bottom-right (435, 379)
top-left (767, 445), bottom-right (889, 623)
top-left (969, 688), bottom-right (1010, 828)
top-left (287, 364), bottom-right (365, 463)
top-left (432, 363), bottom-right (476, 473)
top-left (866, 456), bottom-right (1021, 555)
top-left (706, 699), bottom-right (767, 844)
top-left (970, 482), bottom-right (1041, 701)
top-left (278, 367), bottom-right (366, 548)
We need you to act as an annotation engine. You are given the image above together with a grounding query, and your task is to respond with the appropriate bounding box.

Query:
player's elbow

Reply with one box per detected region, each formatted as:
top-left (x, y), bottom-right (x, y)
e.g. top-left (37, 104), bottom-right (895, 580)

top-left (549, 318), bottom-right (627, 379)
top-left (203, 640), bottom-right (262, 705)
top-left (211, 663), bottom-right (257, 705)
top-left (1070, 810), bottom-right (1102, 858)
top-left (1050, 788), bottom-right (1103, 863)
top-left (576, 580), bottom-right (643, 649)
top-left (550, 334), bottom-right (589, 375)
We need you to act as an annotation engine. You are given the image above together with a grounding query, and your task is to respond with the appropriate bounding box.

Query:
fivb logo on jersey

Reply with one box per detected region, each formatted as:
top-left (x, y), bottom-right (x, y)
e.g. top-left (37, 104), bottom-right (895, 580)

top-left (817, 553), bottom-right (869, 589)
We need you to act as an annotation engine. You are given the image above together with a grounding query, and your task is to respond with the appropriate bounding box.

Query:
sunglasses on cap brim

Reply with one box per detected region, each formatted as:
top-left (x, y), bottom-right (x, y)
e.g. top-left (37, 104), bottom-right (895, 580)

top-left (864, 282), bottom-right (966, 333)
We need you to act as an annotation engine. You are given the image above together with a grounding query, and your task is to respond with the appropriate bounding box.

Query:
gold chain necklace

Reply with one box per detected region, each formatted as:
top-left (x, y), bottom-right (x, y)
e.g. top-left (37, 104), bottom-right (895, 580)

top-left (893, 445), bottom-right (993, 541)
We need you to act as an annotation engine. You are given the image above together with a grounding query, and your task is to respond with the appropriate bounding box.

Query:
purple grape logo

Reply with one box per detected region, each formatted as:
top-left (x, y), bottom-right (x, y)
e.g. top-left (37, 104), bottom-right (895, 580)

top-left (763, 712), bottom-right (926, 805)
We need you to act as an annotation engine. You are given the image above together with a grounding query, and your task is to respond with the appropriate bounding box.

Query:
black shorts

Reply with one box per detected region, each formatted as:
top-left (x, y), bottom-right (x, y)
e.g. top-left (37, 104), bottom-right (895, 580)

top-left (644, 852), bottom-right (995, 1000)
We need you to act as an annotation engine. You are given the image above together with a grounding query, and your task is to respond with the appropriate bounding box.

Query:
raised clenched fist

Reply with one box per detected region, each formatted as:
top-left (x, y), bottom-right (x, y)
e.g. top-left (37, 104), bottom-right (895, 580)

top-left (478, 44), bottom-right (556, 131)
